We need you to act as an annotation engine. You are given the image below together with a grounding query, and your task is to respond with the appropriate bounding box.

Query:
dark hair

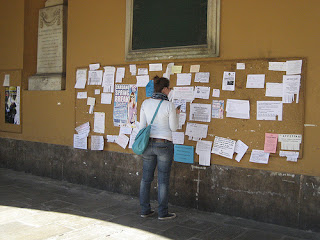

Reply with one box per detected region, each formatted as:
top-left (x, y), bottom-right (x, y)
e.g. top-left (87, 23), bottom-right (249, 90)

top-left (153, 75), bottom-right (170, 93)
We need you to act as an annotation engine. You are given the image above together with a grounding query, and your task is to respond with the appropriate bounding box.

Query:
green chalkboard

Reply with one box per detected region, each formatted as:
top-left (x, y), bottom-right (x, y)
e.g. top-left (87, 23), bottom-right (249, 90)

top-left (132, 0), bottom-right (208, 50)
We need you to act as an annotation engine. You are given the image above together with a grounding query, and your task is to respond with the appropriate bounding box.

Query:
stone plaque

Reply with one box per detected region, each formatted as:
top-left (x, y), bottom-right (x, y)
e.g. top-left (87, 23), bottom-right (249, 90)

top-left (37, 5), bottom-right (65, 74)
top-left (28, 1), bottom-right (67, 91)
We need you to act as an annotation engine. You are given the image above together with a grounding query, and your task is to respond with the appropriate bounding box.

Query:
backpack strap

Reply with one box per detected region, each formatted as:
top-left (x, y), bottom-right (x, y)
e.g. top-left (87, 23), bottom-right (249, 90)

top-left (150, 100), bottom-right (164, 125)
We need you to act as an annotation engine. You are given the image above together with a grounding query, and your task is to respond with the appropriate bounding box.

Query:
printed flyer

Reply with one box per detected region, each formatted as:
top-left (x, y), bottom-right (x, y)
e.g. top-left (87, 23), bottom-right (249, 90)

top-left (113, 84), bottom-right (138, 127)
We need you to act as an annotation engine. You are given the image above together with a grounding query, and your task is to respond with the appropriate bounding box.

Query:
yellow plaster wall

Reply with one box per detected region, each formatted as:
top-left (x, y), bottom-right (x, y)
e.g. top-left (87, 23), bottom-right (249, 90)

top-left (0, 0), bottom-right (319, 176)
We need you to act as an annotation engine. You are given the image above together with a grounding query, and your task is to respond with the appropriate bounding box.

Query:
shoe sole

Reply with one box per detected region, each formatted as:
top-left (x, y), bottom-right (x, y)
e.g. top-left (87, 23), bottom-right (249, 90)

top-left (140, 211), bottom-right (155, 218)
top-left (158, 213), bottom-right (176, 220)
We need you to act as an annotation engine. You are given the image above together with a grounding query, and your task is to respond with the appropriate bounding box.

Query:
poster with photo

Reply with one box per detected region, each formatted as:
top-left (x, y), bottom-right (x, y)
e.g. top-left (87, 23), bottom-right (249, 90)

top-left (212, 100), bottom-right (224, 119)
top-left (113, 84), bottom-right (138, 127)
top-left (5, 86), bottom-right (20, 125)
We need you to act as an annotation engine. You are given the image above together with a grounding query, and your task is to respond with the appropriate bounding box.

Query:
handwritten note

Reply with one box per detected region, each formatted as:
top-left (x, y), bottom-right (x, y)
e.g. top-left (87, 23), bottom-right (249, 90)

top-left (211, 136), bottom-right (236, 159)
top-left (194, 72), bottom-right (210, 83)
top-left (249, 150), bottom-right (270, 164)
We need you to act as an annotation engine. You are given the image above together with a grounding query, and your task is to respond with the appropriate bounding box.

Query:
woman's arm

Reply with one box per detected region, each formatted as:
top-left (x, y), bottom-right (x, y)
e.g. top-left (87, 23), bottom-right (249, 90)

top-left (168, 102), bottom-right (179, 132)
top-left (139, 102), bottom-right (147, 130)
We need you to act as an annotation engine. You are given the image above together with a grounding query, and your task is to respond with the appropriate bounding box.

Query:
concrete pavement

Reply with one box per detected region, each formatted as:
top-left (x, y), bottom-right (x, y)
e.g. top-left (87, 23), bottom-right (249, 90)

top-left (0, 168), bottom-right (319, 240)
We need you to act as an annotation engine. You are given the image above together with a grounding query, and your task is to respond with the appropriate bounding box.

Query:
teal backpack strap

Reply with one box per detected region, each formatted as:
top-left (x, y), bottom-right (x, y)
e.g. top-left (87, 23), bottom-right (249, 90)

top-left (150, 100), bottom-right (164, 125)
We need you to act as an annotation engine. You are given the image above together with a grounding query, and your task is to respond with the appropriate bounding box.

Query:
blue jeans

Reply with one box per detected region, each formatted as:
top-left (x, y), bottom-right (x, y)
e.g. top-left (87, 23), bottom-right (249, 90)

top-left (140, 140), bottom-right (174, 217)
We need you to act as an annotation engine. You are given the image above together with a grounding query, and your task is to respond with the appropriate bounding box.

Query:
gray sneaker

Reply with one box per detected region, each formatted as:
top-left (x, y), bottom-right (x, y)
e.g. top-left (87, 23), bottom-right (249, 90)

top-left (158, 213), bottom-right (176, 220)
top-left (141, 210), bottom-right (155, 218)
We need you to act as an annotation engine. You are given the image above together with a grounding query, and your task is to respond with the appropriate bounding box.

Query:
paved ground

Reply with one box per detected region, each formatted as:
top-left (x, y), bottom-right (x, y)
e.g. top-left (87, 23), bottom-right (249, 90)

top-left (0, 168), bottom-right (319, 240)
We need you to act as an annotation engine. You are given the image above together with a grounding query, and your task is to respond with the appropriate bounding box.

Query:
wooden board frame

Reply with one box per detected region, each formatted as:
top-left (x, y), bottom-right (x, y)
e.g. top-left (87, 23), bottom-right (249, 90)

top-left (75, 58), bottom-right (305, 164)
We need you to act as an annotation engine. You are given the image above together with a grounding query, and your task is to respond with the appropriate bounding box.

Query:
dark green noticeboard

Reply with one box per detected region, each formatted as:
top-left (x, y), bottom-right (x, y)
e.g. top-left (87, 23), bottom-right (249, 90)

top-left (132, 0), bottom-right (208, 50)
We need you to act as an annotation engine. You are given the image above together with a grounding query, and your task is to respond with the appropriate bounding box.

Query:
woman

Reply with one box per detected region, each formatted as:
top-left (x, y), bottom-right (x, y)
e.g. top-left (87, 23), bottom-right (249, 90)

top-left (139, 76), bottom-right (179, 220)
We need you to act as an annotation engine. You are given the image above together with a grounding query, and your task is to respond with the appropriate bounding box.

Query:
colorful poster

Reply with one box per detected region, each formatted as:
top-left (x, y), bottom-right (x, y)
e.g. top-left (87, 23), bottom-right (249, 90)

top-left (212, 100), bottom-right (224, 119)
top-left (5, 86), bottom-right (20, 124)
top-left (113, 84), bottom-right (138, 127)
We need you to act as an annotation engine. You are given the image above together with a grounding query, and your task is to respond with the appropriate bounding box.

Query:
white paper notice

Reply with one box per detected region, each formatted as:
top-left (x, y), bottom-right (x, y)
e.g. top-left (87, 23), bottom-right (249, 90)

top-left (286, 60), bottom-right (302, 75)
top-left (138, 68), bottom-right (148, 75)
top-left (116, 134), bottom-right (129, 149)
top-left (194, 72), bottom-right (210, 83)
top-left (101, 93), bottom-right (112, 104)
top-left (265, 83), bottom-right (283, 97)
top-left (106, 135), bottom-right (118, 143)
top-left (212, 89), bottom-right (220, 97)
top-left (116, 67), bottom-right (125, 83)
top-left (102, 68), bottom-right (115, 93)
top-left (75, 122), bottom-right (90, 136)
top-left (249, 150), bottom-right (270, 164)
top-left (222, 72), bottom-right (236, 91)
top-left (149, 63), bottom-right (162, 71)
top-left (257, 101), bottom-right (283, 121)
top-left (234, 140), bottom-right (248, 162)
top-left (95, 89), bottom-right (100, 95)
top-left (129, 128), bottom-right (139, 148)
top-left (178, 113), bottom-right (186, 129)
top-left (196, 140), bottom-right (212, 166)
top-left (246, 74), bottom-right (265, 88)
top-left (236, 63), bottom-right (245, 70)
top-left (186, 123), bottom-right (208, 141)
top-left (119, 126), bottom-right (132, 135)
top-left (74, 69), bottom-right (87, 89)
top-left (129, 64), bottom-right (137, 75)
top-left (226, 99), bottom-right (250, 119)
top-left (94, 112), bottom-right (105, 134)
top-left (177, 73), bottom-right (192, 86)
top-left (173, 99), bottom-right (187, 112)
top-left (278, 134), bottom-right (302, 151)
top-left (269, 62), bottom-right (287, 71)
top-left (3, 74), bottom-right (10, 86)
top-left (91, 135), bottom-right (104, 150)
top-left (189, 103), bottom-right (211, 122)
top-left (77, 92), bottom-right (87, 99)
top-left (172, 132), bottom-right (185, 145)
top-left (283, 75), bottom-right (301, 103)
top-left (89, 105), bottom-right (94, 114)
top-left (87, 97), bottom-right (95, 106)
top-left (136, 75), bottom-right (150, 87)
top-left (73, 134), bottom-right (87, 150)
top-left (89, 63), bottom-right (100, 70)
top-left (165, 63), bottom-right (174, 76)
top-left (211, 136), bottom-right (236, 159)
top-left (190, 65), bottom-right (200, 73)
top-left (173, 87), bottom-right (194, 102)
top-left (279, 151), bottom-right (299, 162)
top-left (194, 86), bottom-right (210, 99)
top-left (88, 70), bottom-right (103, 85)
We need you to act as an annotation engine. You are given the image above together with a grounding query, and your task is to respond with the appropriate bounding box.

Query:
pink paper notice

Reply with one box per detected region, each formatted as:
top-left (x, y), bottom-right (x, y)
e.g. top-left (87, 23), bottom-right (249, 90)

top-left (264, 133), bottom-right (278, 153)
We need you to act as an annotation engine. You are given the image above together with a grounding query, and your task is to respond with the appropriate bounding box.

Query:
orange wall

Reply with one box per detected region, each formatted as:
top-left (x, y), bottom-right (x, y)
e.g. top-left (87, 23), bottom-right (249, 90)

top-left (0, 0), bottom-right (24, 70)
top-left (0, 0), bottom-right (319, 176)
